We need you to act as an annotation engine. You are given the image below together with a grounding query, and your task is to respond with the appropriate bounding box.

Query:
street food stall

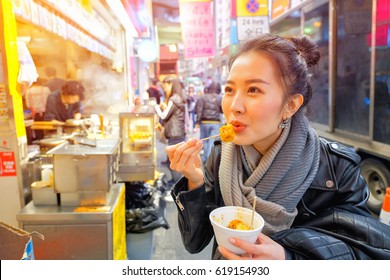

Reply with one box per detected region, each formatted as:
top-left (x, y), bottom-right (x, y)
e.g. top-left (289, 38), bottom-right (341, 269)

top-left (17, 138), bottom-right (126, 260)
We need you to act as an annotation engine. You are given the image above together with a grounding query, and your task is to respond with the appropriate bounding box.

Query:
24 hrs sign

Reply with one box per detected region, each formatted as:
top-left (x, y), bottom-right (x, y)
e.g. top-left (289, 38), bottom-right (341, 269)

top-left (237, 16), bottom-right (269, 41)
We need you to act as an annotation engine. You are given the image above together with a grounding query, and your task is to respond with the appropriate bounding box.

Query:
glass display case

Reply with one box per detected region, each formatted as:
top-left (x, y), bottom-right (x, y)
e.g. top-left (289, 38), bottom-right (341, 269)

top-left (117, 112), bottom-right (155, 181)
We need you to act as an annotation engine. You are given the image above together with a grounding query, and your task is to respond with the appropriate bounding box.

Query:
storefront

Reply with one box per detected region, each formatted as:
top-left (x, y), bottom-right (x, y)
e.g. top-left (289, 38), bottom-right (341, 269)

top-left (0, 0), bottom-right (142, 259)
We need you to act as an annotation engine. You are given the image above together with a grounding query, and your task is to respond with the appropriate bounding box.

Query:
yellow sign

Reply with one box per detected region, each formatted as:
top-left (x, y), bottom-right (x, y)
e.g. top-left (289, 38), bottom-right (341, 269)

top-left (2, 0), bottom-right (26, 138)
top-left (112, 184), bottom-right (126, 260)
top-left (236, 0), bottom-right (268, 17)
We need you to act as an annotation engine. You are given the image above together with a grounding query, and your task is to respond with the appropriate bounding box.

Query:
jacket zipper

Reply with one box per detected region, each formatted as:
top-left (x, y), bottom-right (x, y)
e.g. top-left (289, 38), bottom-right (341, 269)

top-left (174, 193), bottom-right (185, 211)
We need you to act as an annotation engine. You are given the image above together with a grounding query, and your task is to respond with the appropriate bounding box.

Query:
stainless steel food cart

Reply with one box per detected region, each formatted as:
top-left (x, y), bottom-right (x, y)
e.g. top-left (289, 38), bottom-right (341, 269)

top-left (17, 183), bottom-right (126, 260)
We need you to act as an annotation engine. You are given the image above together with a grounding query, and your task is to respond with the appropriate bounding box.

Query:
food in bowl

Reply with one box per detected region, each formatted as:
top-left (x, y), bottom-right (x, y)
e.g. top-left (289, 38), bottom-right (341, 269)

top-left (227, 219), bottom-right (251, 230)
top-left (209, 206), bottom-right (264, 254)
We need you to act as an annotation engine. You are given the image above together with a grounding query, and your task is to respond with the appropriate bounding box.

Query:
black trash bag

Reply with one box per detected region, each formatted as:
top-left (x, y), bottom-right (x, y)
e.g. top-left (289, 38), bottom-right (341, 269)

top-left (125, 181), bottom-right (169, 233)
top-left (153, 173), bottom-right (172, 196)
top-left (125, 181), bottom-right (153, 209)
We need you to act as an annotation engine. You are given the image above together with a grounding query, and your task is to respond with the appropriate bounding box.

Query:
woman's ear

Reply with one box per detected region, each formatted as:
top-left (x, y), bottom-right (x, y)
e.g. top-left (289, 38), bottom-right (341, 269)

top-left (284, 94), bottom-right (304, 119)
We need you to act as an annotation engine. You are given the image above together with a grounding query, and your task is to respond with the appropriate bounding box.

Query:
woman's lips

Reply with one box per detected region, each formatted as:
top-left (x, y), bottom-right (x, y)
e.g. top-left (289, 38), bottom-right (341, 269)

top-left (230, 121), bottom-right (247, 133)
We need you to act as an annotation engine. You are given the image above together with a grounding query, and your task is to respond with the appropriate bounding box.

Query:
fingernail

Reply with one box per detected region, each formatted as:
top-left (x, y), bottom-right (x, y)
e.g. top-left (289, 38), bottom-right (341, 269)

top-left (229, 238), bottom-right (236, 244)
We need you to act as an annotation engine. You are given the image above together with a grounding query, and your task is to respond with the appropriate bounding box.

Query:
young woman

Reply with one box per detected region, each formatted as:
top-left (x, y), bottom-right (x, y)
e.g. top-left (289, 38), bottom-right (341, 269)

top-left (166, 34), bottom-right (390, 259)
top-left (155, 76), bottom-right (187, 184)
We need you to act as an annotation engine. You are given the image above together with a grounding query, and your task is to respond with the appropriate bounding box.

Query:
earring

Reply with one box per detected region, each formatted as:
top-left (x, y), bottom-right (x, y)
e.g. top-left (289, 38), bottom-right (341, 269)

top-left (278, 118), bottom-right (291, 129)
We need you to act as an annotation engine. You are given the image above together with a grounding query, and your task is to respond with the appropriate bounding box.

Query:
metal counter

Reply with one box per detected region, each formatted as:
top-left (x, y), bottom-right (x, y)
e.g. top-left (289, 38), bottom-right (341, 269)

top-left (17, 183), bottom-right (125, 260)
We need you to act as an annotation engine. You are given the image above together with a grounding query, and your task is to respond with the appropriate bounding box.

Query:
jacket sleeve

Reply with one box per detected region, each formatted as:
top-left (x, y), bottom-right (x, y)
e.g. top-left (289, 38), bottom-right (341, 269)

top-left (271, 209), bottom-right (390, 259)
top-left (170, 143), bottom-right (222, 254)
top-left (170, 178), bottom-right (215, 254)
top-left (271, 149), bottom-right (390, 259)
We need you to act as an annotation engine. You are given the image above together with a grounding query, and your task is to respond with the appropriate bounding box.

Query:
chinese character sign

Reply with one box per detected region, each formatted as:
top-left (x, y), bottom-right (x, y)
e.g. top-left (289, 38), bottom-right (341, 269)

top-left (237, 16), bottom-right (269, 41)
top-left (179, 1), bottom-right (215, 58)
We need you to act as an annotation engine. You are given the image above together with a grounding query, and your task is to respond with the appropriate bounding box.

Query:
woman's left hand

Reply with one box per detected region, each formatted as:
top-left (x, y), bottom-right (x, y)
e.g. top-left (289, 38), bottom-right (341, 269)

top-left (218, 233), bottom-right (285, 260)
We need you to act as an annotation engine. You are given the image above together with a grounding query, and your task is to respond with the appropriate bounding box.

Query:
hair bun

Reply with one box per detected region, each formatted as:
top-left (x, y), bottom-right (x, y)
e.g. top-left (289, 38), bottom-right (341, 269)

top-left (289, 36), bottom-right (320, 67)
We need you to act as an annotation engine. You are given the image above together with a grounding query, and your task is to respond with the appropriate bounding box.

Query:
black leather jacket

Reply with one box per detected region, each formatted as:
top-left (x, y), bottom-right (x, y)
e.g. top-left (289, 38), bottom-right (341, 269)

top-left (171, 138), bottom-right (390, 259)
top-left (162, 94), bottom-right (186, 140)
top-left (195, 93), bottom-right (222, 125)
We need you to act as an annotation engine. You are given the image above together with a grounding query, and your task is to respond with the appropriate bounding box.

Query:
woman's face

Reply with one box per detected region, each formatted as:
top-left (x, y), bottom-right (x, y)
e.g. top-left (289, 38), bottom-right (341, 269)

top-left (222, 51), bottom-right (289, 154)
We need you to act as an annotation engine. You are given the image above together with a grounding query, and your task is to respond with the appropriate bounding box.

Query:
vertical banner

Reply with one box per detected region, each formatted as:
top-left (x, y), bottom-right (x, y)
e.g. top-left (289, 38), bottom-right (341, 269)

top-left (179, 1), bottom-right (215, 58)
top-left (215, 0), bottom-right (232, 50)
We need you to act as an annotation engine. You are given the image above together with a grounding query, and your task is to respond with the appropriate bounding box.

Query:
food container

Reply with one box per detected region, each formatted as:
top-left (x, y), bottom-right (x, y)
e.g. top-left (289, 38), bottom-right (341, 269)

top-left (117, 112), bottom-right (155, 181)
top-left (47, 139), bottom-right (120, 194)
top-left (31, 181), bottom-right (58, 206)
top-left (209, 206), bottom-right (264, 254)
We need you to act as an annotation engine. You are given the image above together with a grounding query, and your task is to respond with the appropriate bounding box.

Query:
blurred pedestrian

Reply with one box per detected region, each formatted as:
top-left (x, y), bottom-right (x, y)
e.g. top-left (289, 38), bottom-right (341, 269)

top-left (155, 76), bottom-right (187, 184)
top-left (147, 78), bottom-right (162, 104)
top-left (186, 85), bottom-right (197, 132)
top-left (195, 81), bottom-right (222, 163)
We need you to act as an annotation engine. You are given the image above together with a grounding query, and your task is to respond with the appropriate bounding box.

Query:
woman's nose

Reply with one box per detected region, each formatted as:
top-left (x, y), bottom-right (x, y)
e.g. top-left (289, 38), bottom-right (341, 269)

top-left (230, 93), bottom-right (245, 114)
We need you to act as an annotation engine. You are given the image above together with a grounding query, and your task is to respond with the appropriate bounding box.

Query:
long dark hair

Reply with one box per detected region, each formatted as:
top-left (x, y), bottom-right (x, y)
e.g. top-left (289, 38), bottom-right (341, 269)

top-left (163, 76), bottom-right (186, 103)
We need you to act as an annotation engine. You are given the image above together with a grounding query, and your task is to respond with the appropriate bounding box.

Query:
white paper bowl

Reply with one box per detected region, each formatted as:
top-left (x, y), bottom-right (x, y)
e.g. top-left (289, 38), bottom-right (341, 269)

top-left (209, 206), bottom-right (264, 255)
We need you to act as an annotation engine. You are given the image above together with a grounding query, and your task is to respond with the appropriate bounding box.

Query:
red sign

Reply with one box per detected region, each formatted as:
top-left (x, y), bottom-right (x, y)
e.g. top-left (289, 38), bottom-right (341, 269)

top-left (0, 152), bottom-right (17, 176)
top-left (180, 1), bottom-right (215, 58)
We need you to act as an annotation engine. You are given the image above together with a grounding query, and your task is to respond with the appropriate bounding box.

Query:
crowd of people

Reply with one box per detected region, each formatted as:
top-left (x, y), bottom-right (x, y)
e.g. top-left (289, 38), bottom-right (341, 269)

top-left (150, 75), bottom-right (225, 184)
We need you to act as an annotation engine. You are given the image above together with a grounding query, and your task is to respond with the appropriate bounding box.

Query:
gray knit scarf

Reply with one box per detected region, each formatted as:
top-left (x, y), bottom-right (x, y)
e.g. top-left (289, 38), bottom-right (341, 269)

top-left (219, 112), bottom-right (320, 235)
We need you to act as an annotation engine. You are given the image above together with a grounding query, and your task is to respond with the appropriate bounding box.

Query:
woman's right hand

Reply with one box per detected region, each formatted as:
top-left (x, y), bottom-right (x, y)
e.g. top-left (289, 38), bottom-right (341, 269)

top-left (165, 138), bottom-right (204, 190)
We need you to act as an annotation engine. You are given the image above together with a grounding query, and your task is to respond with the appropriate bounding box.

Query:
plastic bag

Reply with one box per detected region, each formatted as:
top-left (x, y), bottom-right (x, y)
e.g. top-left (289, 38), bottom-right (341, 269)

top-left (125, 181), bottom-right (169, 233)
top-left (17, 42), bottom-right (38, 87)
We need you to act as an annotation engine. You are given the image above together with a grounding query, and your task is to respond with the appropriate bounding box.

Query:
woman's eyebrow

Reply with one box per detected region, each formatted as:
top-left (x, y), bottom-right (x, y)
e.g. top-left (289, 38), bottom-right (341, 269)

top-left (225, 79), bottom-right (269, 85)
top-left (245, 79), bottom-right (269, 85)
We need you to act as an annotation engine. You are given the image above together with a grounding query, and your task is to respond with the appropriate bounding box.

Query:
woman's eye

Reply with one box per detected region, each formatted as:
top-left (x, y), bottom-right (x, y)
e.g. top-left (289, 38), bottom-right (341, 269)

top-left (248, 87), bottom-right (261, 94)
top-left (224, 86), bottom-right (234, 94)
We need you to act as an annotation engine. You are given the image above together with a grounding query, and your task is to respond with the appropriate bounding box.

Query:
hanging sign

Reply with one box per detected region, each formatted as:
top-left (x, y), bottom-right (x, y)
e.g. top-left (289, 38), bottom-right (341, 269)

top-left (215, 0), bottom-right (232, 50)
top-left (0, 152), bottom-right (17, 176)
top-left (237, 16), bottom-right (269, 41)
top-left (236, 0), bottom-right (268, 17)
top-left (179, 1), bottom-right (215, 58)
